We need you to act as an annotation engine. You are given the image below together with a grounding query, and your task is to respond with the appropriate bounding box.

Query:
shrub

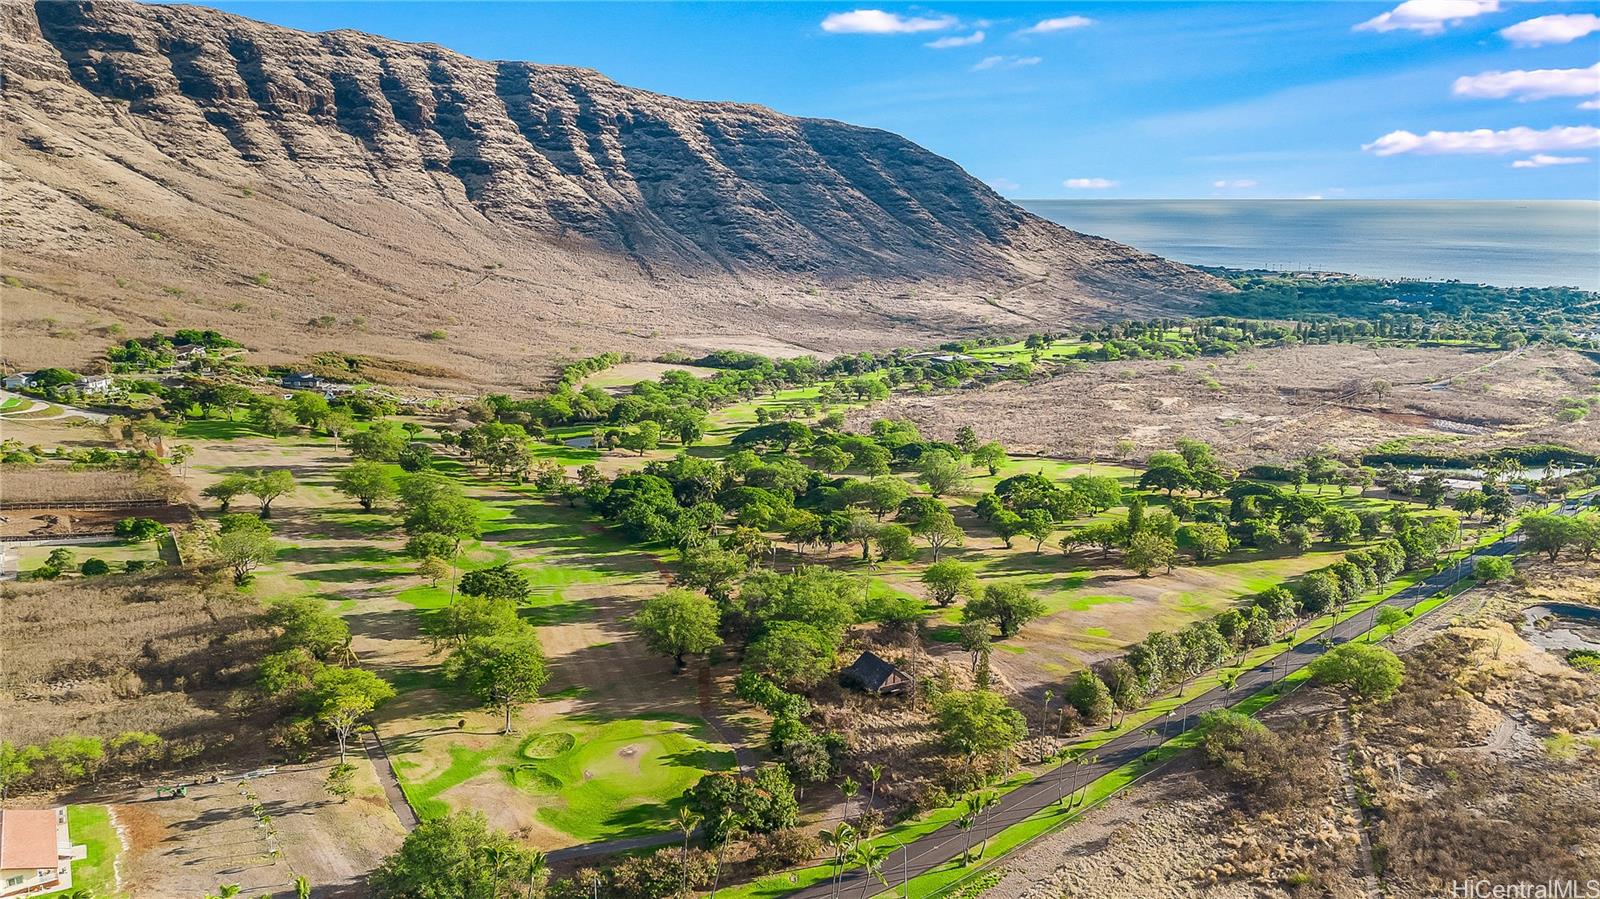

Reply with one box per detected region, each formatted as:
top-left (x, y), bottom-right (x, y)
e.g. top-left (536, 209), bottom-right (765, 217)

top-left (1472, 556), bottom-right (1513, 583)
top-left (114, 516), bottom-right (165, 542)
top-left (1309, 643), bottom-right (1404, 701)
top-left (80, 558), bottom-right (112, 577)
top-left (1566, 649), bottom-right (1600, 673)
top-left (745, 828), bottom-right (820, 873)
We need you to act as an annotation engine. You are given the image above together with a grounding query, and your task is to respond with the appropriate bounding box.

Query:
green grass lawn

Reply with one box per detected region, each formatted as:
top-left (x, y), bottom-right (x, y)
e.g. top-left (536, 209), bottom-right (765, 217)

top-left (176, 418), bottom-right (268, 440)
top-left (12, 539), bottom-right (164, 574)
top-left (38, 805), bottom-right (120, 899)
top-left (966, 339), bottom-right (1094, 364)
top-left (396, 713), bottom-right (734, 841)
top-left (520, 715), bottom-right (736, 840)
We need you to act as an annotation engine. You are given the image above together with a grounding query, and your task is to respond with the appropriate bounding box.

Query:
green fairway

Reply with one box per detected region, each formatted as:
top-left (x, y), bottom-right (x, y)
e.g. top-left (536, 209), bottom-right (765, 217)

top-left (397, 714), bottom-right (734, 842)
top-left (516, 715), bottom-right (736, 840)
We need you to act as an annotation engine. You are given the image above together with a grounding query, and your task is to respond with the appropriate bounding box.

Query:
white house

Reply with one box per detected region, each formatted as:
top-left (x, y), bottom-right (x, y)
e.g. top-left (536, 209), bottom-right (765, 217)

top-left (281, 372), bottom-right (325, 391)
top-left (0, 807), bottom-right (87, 897)
top-left (1, 372), bottom-right (35, 390)
top-left (173, 343), bottom-right (208, 361)
top-left (73, 375), bottom-right (113, 394)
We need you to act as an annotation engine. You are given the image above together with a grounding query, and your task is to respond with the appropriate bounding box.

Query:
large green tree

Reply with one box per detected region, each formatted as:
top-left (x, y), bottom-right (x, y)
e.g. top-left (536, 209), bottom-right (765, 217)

top-left (963, 582), bottom-right (1046, 638)
top-left (745, 621), bottom-right (837, 690)
top-left (921, 560), bottom-right (978, 608)
top-left (447, 630), bottom-right (549, 733)
top-left (370, 812), bottom-right (540, 899)
top-left (211, 514), bottom-right (277, 584)
top-left (634, 589), bottom-right (721, 671)
top-left (933, 690), bottom-right (1027, 763)
top-left (311, 666), bottom-right (395, 763)
top-left (335, 461), bottom-right (396, 512)
top-left (1308, 643), bottom-right (1404, 701)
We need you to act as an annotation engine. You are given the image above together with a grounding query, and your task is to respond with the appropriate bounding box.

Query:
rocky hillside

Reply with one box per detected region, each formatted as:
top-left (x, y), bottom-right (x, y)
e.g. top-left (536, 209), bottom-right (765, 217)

top-left (1, 0), bottom-right (1219, 386)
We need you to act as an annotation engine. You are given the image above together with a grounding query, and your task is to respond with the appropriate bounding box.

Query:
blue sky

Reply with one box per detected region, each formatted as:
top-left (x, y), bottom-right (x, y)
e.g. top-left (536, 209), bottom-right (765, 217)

top-left (199, 1), bottom-right (1600, 199)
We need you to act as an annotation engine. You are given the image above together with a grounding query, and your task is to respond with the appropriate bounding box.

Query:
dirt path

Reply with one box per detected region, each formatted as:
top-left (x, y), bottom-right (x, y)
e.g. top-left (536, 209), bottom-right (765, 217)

top-left (1332, 711), bottom-right (1383, 899)
top-left (698, 664), bottom-right (757, 774)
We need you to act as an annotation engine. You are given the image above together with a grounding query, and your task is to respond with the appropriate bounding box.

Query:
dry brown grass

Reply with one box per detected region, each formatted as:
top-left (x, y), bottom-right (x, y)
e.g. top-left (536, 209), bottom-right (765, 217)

top-left (0, 568), bottom-right (274, 749)
top-left (852, 343), bottom-right (1600, 464)
top-left (0, 467), bottom-right (180, 505)
top-left (1351, 561), bottom-right (1600, 891)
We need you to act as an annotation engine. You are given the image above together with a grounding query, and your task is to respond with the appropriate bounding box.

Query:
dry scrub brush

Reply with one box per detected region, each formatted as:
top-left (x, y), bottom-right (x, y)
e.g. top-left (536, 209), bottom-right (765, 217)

top-left (0, 568), bottom-right (275, 749)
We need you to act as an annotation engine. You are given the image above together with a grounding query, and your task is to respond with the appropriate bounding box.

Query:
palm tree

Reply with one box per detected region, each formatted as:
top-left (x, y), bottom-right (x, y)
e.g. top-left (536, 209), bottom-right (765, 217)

top-left (956, 810), bottom-right (977, 865)
top-left (865, 764), bottom-right (884, 811)
top-left (971, 791), bottom-right (1000, 859)
top-left (1219, 668), bottom-right (1241, 697)
top-left (820, 822), bottom-right (858, 898)
top-left (849, 841), bottom-right (892, 899)
top-left (1040, 689), bottom-right (1054, 754)
top-left (709, 813), bottom-right (740, 899)
top-left (1072, 755), bottom-right (1099, 809)
top-left (676, 808), bottom-right (702, 895)
top-left (839, 776), bottom-right (860, 823)
top-left (523, 850), bottom-right (548, 899)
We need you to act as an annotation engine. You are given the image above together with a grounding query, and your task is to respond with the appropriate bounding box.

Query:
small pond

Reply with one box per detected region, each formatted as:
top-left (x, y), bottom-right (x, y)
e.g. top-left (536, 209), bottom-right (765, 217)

top-left (1521, 603), bottom-right (1600, 654)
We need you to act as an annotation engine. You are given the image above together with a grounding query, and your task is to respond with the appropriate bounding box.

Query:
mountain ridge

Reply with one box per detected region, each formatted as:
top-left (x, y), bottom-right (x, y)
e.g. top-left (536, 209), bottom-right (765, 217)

top-left (1, 0), bottom-right (1220, 386)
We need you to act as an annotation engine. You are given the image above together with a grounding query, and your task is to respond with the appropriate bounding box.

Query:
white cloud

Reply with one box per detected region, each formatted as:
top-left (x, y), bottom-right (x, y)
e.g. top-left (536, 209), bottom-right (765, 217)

top-left (1363, 125), bottom-right (1600, 156)
top-left (926, 30), bottom-right (984, 48)
top-left (1499, 13), bottom-right (1600, 46)
top-left (1211, 179), bottom-right (1259, 189)
top-left (986, 176), bottom-right (1021, 192)
top-left (1354, 0), bottom-right (1498, 35)
top-left (1510, 154), bottom-right (1591, 168)
top-left (972, 54), bottom-right (1042, 71)
top-left (820, 9), bottom-right (956, 34)
top-left (1581, 99), bottom-right (1600, 111)
top-left (1064, 177), bottom-right (1118, 189)
top-left (1019, 15), bottom-right (1094, 35)
top-left (1452, 63), bottom-right (1600, 102)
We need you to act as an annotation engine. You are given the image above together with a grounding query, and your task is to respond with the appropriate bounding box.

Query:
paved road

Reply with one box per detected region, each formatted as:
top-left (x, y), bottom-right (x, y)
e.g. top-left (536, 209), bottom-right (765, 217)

top-left (795, 520), bottom-right (1555, 899)
top-left (361, 729), bottom-right (419, 830)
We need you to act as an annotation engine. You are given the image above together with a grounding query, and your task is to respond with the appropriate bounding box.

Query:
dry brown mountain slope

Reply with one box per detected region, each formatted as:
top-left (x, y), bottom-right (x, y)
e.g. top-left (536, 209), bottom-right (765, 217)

top-left (0, 0), bottom-right (1218, 387)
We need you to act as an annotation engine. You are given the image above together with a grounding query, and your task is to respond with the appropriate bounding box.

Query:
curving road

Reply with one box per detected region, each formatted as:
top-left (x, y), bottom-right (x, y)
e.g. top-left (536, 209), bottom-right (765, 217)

top-left (792, 510), bottom-right (1576, 899)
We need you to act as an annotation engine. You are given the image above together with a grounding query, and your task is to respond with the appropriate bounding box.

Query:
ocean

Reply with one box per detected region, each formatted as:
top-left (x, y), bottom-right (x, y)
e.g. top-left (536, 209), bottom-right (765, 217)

top-left (1020, 200), bottom-right (1600, 291)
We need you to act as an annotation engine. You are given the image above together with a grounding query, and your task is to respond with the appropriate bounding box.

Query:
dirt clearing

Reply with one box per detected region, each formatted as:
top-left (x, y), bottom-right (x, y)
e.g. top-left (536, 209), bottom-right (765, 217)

top-left (854, 344), bottom-right (1599, 463)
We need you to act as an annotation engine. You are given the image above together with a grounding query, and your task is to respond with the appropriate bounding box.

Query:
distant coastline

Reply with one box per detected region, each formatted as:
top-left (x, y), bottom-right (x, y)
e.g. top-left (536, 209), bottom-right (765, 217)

top-left (1021, 199), bottom-right (1600, 291)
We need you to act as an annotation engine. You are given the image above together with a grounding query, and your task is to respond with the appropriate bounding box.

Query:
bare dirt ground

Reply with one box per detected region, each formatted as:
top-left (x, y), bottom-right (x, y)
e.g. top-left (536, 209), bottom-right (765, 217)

top-left (0, 502), bottom-right (190, 539)
top-left (854, 344), bottom-right (1600, 463)
top-left (113, 757), bottom-right (404, 899)
top-left (983, 557), bottom-right (1600, 899)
